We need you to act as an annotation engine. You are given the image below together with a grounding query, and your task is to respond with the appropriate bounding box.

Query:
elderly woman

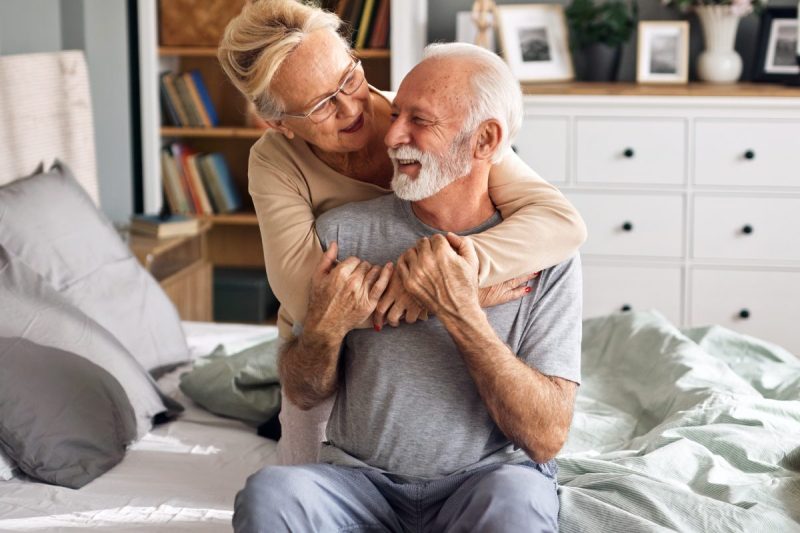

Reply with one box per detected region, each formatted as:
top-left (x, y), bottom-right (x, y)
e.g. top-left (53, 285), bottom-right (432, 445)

top-left (218, 0), bottom-right (586, 465)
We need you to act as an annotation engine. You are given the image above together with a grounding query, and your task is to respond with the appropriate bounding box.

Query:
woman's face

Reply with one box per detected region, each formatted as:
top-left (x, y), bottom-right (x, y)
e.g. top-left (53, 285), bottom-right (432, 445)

top-left (269, 29), bottom-right (375, 154)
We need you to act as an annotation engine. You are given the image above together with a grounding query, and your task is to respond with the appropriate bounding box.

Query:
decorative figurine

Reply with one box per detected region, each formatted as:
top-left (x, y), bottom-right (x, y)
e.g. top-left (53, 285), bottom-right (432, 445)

top-left (471, 0), bottom-right (496, 49)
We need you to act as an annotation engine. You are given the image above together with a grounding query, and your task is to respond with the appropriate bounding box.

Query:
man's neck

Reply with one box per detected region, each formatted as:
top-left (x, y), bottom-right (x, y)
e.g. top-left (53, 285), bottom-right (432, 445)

top-left (410, 169), bottom-right (495, 233)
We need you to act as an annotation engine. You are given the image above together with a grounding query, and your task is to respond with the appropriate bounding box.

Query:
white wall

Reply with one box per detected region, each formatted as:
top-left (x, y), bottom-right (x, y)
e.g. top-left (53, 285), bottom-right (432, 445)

top-left (0, 0), bottom-right (134, 225)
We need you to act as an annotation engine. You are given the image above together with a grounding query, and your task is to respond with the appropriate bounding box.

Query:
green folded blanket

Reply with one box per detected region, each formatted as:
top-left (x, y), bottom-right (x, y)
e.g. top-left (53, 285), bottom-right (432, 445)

top-left (179, 336), bottom-right (282, 426)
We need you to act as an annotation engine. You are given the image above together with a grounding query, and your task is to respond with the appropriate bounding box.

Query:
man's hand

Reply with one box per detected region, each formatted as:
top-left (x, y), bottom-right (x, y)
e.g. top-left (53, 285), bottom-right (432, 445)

top-left (372, 270), bottom-right (429, 329)
top-left (306, 242), bottom-right (393, 339)
top-left (397, 233), bottom-right (481, 321)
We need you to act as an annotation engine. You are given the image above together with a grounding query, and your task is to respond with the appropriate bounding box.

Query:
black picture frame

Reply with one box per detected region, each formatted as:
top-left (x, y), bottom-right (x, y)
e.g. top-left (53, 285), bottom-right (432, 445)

top-left (752, 6), bottom-right (799, 83)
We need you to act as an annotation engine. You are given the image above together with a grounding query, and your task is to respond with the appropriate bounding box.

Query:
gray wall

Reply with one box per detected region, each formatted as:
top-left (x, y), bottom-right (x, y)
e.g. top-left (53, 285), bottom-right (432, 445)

top-left (0, 0), bottom-right (133, 224)
top-left (429, 0), bottom-right (796, 82)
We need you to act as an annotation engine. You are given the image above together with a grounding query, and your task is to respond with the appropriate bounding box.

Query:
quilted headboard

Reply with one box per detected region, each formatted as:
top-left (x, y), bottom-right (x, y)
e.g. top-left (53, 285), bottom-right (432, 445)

top-left (0, 51), bottom-right (100, 205)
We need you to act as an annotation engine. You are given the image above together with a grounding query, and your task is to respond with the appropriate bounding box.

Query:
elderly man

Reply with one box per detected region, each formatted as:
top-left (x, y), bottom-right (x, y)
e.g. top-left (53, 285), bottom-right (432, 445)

top-left (234, 43), bottom-right (582, 533)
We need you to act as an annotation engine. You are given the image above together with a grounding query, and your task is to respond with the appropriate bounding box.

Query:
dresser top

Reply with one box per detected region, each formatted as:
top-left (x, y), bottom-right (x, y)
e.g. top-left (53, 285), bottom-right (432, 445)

top-left (520, 82), bottom-right (800, 98)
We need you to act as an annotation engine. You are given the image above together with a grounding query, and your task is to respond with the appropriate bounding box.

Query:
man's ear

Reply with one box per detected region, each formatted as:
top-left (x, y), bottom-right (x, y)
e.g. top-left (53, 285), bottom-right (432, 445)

top-left (265, 120), bottom-right (295, 139)
top-left (473, 119), bottom-right (502, 162)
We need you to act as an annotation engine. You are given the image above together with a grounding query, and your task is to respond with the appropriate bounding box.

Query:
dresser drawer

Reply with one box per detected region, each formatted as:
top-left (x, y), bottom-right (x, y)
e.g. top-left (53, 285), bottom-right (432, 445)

top-left (693, 196), bottom-right (800, 262)
top-left (583, 264), bottom-right (682, 324)
top-left (691, 268), bottom-right (800, 355)
top-left (575, 118), bottom-right (686, 185)
top-left (694, 120), bottom-right (800, 188)
top-left (567, 192), bottom-right (684, 257)
top-left (515, 116), bottom-right (568, 183)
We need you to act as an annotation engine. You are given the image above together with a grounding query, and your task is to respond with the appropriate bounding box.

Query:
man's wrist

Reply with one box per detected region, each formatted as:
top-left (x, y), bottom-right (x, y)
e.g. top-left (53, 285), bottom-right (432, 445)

top-left (302, 316), bottom-right (346, 351)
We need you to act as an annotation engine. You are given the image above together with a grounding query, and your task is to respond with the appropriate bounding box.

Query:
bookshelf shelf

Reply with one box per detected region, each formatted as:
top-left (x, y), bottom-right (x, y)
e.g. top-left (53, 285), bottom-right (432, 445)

top-left (197, 212), bottom-right (259, 226)
top-left (160, 126), bottom-right (266, 139)
top-left (160, 46), bottom-right (391, 60)
top-left (159, 46), bottom-right (218, 57)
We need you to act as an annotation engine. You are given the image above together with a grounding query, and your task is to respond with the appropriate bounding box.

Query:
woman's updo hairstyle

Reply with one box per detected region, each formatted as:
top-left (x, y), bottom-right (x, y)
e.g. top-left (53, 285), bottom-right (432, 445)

top-left (218, 0), bottom-right (349, 120)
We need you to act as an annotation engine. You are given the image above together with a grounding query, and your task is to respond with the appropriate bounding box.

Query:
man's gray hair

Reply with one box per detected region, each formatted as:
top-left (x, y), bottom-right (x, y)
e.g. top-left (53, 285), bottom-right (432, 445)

top-left (422, 43), bottom-right (523, 163)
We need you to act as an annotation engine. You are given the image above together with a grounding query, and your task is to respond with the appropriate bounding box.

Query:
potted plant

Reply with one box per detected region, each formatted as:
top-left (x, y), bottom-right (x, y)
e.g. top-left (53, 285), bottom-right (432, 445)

top-left (565, 0), bottom-right (637, 81)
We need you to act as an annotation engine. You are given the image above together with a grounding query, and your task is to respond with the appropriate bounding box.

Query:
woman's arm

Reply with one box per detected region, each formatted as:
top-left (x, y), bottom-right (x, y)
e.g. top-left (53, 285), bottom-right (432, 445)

top-left (249, 148), bottom-right (322, 340)
top-left (473, 150), bottom-right (587, 286)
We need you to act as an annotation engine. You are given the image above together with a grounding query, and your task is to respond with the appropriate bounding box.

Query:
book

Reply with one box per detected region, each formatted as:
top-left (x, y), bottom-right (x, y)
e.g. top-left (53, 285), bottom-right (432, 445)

top-left (162, 72), bottom-right (190, 127)
top-left (204, 153), bottom-right (242, 213)
top-left (182, 72), bottom-right (212, 127)
top-left (355, 0), bottom-right (377, 50)
top-left (130, 214), bottom-right (199, 238)
top-left (160, 148), bottom-right (190, 213)
top-left (173, 74), bottom-right (204, 127)
top-left (159, 72), bottom-right (182, 126)
top-left (189, 70), bottom-right (219, 127)
top-left (345, 0), bottom-right (366, 46)
top-left (169, 143), bottom-right (201, 213)
top-left (197, 153), bottom-right (229, 213)
top-left (335, 0), bottom-right (351, 18)
top-left (183, 150), bottom-right (214, 215)
top-left (368, 0), bottom-right (390, 49)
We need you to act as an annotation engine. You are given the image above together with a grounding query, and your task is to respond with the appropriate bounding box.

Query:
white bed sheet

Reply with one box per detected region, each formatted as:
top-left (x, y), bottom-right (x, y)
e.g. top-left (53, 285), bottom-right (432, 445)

top-left (0, 322), bottom-right (281, 532)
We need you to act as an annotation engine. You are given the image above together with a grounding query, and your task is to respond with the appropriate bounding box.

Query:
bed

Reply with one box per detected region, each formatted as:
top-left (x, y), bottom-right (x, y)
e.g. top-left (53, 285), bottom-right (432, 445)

top-left (1, 51), bottom-right (799, 533)
top-left (0, 322), bottom-right (281, 532)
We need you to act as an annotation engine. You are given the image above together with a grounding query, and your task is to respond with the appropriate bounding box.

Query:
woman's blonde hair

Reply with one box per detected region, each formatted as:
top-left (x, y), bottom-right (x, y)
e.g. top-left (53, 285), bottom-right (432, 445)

top-left (218, 0), bottom-right (349, 120)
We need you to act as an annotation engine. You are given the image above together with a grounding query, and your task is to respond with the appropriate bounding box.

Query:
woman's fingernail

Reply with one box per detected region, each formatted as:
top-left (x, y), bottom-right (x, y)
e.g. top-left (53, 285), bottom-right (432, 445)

top-left (524, 287), bottom-right (532, 294)
top-left (374, 325), bottom-right (381, 332)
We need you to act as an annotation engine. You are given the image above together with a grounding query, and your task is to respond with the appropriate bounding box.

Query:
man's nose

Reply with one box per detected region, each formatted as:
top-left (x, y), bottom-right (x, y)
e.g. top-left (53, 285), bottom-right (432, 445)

top-left (385, 116), bottom-right (409, 149)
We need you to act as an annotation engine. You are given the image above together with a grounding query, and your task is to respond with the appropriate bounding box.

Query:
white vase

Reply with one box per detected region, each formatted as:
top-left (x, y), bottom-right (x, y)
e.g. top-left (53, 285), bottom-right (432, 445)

top-left (696, 5), bottom-right (743, 83)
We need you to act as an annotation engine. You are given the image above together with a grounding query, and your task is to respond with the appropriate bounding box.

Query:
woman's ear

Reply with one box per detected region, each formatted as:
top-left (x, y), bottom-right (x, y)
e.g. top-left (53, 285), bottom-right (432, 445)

top-left (474, 119), bottom-right (502, 161)
top-left (266, 120), bottom-right (295, 139)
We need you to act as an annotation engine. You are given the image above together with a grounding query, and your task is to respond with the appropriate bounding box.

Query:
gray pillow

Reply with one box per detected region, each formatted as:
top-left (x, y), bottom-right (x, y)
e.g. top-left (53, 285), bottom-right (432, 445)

top-left (0, 161), bottom-right (189, 372)
top-left (0, 337), bottom-right (136, 489)
top-left (0, 244), bottom-right (181, 440)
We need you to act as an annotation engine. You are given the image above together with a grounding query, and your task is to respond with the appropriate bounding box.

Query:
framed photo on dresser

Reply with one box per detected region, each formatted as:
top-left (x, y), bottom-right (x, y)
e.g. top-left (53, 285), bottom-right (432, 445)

top-left (494, 4), bottom-right (574, 82)
top-left (636, 21), bottom-right (689, 84)
top-left (752, 7), bottom-right (799, 83)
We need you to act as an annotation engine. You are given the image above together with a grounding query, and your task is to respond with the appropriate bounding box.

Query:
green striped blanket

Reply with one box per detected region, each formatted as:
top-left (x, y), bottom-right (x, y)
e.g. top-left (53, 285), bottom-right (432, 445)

top-left (558, 311), bottom-right (800, 532)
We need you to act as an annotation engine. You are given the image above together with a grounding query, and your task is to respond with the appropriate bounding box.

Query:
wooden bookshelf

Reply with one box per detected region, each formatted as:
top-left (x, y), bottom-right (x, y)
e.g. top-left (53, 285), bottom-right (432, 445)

top-left (160, 126), bottom-right (265, 139)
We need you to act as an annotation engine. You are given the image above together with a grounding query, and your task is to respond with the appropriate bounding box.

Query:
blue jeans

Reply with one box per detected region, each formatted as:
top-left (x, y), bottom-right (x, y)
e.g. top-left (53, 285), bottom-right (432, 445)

top-left (233, 460), bottom-right (559, 533)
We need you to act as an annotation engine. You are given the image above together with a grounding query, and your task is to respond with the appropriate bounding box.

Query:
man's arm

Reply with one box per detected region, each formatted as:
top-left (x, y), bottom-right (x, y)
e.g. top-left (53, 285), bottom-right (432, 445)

top-left (279, 242), bottom-right (393, 410)
top-left (397, 234), bottom-right (577, 463)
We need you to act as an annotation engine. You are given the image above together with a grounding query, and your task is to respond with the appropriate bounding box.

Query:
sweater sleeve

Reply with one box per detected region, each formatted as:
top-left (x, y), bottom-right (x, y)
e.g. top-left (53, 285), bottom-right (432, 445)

top-left (472, 150), bottom-right (587, 286)
top-left (248, 145), bottom-right (321, 340)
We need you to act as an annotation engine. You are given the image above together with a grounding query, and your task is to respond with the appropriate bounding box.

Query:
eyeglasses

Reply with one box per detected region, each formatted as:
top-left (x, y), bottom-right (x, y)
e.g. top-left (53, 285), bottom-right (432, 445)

top-left (282, 59), bottom-right (364, 124)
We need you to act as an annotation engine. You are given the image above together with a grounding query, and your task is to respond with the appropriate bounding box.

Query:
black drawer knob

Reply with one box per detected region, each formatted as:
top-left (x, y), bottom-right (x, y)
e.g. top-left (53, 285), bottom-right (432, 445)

top-left (738, 308), bottom-right (750, 319)
top-left (623, 148), bottom-right (635, 158)
top-left (622, 221), bottom-right (634, 232)
top-left (742, 224), bottom-right (753, 235)
top-left (744, 150), bottom-right (755, 160)
top-left (621, 304), bottom-right (632, 312)
top-left (511, 145), bottom-right (518, 153)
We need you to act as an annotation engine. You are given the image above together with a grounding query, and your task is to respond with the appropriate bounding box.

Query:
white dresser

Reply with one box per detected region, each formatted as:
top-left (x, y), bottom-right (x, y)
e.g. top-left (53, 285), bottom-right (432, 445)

top-left (518, 83), bottom-right (800, 355)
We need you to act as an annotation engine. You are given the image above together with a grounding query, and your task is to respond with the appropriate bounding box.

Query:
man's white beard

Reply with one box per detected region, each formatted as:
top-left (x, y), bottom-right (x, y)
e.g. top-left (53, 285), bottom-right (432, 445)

top-left (388, 135), bottom-right (472, 202)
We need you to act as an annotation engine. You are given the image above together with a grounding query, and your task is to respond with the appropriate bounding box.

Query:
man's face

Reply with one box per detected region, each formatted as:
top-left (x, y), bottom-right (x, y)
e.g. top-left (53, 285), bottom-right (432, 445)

top-left (385, 59), bottom-right (475, 201)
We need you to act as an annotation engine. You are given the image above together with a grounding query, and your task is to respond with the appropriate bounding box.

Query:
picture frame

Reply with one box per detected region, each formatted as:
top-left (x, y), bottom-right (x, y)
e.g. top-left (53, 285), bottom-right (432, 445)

top-left (494, 4), bottom-right (574, 82)
top-left (636, 21), bottom-right (689, 84)
top-left (752, 7), bottom-right (799, 83)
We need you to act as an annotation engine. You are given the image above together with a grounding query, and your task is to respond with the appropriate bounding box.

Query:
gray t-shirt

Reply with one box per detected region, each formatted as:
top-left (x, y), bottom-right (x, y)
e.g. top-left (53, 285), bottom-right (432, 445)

top-left (314, 194), bottom-right (582, 480)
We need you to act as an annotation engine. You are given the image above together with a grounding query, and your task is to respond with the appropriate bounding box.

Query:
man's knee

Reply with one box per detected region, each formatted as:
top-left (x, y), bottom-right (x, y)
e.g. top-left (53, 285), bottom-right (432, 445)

top-left (233, 466), bottom-right (315, 533)
top-left (469, 464), bottom-right (559, 532)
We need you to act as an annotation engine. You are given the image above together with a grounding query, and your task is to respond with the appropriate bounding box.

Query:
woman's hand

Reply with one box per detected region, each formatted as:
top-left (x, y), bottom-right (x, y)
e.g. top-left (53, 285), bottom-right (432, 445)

top-left (478, 271), bottom-right (539, 308)
top-left (372, 270), bottom-right (429, 329)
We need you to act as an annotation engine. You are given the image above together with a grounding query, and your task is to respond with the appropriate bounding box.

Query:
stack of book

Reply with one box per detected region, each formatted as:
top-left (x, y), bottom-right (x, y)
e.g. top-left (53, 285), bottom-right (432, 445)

top-left (161, 143), bottom-right (242, 216)
top-left (160, 70), bottom-right (219, 128)
top-left (130, 214), bottom-right (200, 239)
top-left (334, 0), bottom-right (390, 50)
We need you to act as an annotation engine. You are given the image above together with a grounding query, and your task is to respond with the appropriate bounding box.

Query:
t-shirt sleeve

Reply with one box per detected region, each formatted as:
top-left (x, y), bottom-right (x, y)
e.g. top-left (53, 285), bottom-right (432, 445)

top-left (469, 150), bottom-right (587, 287)
top-left (249, 143), bottom-right (321, 339)
top-left (516, 254), bottom-right (583, 385)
